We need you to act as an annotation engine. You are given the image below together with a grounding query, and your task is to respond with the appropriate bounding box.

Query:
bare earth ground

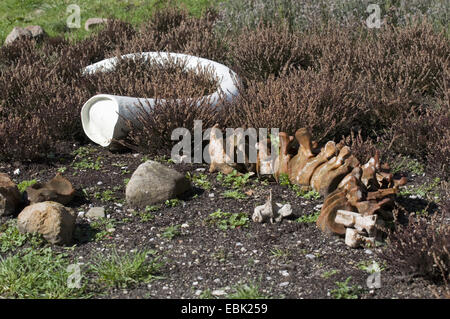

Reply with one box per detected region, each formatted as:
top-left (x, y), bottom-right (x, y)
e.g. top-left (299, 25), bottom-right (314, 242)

top-left (0, 143), bottom-right (445, 299)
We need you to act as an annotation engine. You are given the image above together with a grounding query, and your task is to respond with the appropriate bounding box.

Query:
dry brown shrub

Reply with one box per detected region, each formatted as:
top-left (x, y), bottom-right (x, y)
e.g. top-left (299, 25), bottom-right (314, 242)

top-left (225, 67), bottom-right (365, 143)
top-left (379, 212), bottom-right (449, 286)
top-left (85, 55), bottom-right (219, 99)
top-left (230, 23), bottom-right (311, 82)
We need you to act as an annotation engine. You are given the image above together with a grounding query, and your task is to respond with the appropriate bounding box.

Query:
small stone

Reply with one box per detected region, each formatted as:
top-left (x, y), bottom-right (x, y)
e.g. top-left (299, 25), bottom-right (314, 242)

top-left (280, 270), bottom-right (289, 277)
top-left (13, 169), bottom-right (20, 175)
top-left (195, 290), bottom-right (202, 296)
top-left (305, 254), bottom-right (316, 260)
top-left (209, 193), bottom-right (215, 198)
top-left (97, 181), bottom-right (103, 185)
top-left (196, 168), bottom-right (206, 172)
top-left (279, 282), bottom-right (290, 287)
top-left (77, 211), bottom-right (85, 218)
top-left (86, 207), bottom-right (106, 220)
top-left (211, 289), bottom-right (227, 296)
top-left (365, 249), bottom-right (373, 255)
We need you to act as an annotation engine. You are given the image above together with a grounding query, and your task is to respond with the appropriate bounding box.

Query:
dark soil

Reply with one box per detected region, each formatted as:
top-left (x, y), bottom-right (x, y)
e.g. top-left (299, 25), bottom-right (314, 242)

top-left (0, 143), bottom-right (446, 299)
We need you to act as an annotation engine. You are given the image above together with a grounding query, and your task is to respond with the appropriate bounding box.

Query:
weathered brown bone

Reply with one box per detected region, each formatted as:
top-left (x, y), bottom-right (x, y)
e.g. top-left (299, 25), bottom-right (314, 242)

top-left (273, 132), bottom-right (292, 182)
top-left (26, 174), bottom-right (75, 205)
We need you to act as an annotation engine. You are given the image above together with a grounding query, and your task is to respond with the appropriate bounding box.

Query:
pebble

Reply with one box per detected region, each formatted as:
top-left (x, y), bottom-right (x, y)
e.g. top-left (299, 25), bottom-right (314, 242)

top-left (97, 181), bottom-right (103, 185)
top-left (13, 168), bottom-right (20, 175)
top-left (209, 193), bottom-right (215, 198)
top-left (77, 211), bottom-right (85, 218)
top-left (192, 281), bottom-right (198, 286)
top-left (365, 249), bottom-right (373, 255)
top-left (279, 282), bottom-right (290, 287)
top-left (196, 168), bottom-right (206, 172)
top-left (181, 223), bottom-right (189, 228)
top-left (195, 290), bottom-right (203, 296)
top-left (213, 278), bottom-right (221, 284)
top-left (305, 254), bottom-right (316, 260)
top-left (212, 289), bottom-right (227, 296)
top-left (235, 242), bottom-right (243, 247)
top-left (266, 276), bottom-right (272, 281)
top-left (280, 270), bottom-right (289, 277)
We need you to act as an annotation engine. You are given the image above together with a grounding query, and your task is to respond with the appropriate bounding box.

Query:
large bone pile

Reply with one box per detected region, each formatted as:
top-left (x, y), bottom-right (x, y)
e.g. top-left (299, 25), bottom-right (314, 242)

top-left (208, 126), bottom-right (407, 248)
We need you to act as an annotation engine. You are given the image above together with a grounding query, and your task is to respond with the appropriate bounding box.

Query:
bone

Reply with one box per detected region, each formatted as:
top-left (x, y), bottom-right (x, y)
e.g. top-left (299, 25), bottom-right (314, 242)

top-left (354, 198), bottom-right (392, 216)
top-left (310, 146), bottom-right (352, 194)
top-left (345, 228), bottom-right (375, 248)
top-left (290, 141), bottom-right (336, 186)
top-left (208, 124), bottom-right (235, 174)
top-left (273, 133), bottom-right (292, 182)
top-left (253, 190), bottom-right (292, 223)
top-left (316, 189), bottom-right (352, 235)
top-left (288, 128), bottom-right (314, 182)
top-left (26, 173), bottom-right (75, 205)
top-left (252, 191), bottom-right (274, 223)
top-left (316, 155), bottom-right (359, 197)
top-left (361, 157), bottom-right (380, 190)
top-left (256, 138), bottom-right (273, 176)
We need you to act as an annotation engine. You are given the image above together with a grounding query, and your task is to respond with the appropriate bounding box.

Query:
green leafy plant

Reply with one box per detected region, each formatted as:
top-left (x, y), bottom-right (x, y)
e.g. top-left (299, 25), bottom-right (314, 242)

top-left (17, 179), bottom-right (37, 193)
top-left (91, 249), bottom-right (163, 288)
top-left (321, 269), bottom-right (340, 279)
top-left (207, 209), bottom-right (249, 230)
top-left (357, 260), bottom-right (385, 274)
top-left (161, 225), bottom-right (181, 240)
top-left (186, 172), bottom-right (212, 190)
top-left (296, 211), bottom-right (320, 224)
top-left (223, 189), bottom-right (247, 200)
top-left (0, 220), bottom-right (44, 253)
top-left (93, 189), bottom-right (116, 202)
top-left (90, 218), bottom-right (117, 242)
top-left (0, 247), bottom-right (89, 298)
top-left (279, 173), bottom-right (321, 199)
top-left (165, 199), bottom-right (181, 207)
top-left (217, 170), bottom-right (252, 189)
top-left (228, 282), bottom-right (270, 299)
top-left (330, 277), bottom-right (363, 299)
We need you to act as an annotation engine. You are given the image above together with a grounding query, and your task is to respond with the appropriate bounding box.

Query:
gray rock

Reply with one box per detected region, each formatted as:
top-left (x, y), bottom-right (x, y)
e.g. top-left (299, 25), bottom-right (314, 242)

top-left (17, 201), bottom-right (77, 245)
top-left (126, 161), bottom-right (191, 208)
top-left (24, 25), bottom-right (46, 41)
top-left (4, 25), bottom-right (46, 45)
top-left (4, 27), bottom-right (32, 45)
top-left (0, 173), bottom-right (21, 216)
top-left (86, 207), bottom-right (106, 220)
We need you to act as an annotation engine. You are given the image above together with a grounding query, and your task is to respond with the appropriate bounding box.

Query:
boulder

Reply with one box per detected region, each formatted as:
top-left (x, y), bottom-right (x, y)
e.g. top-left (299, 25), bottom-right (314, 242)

top-left (126, 161), bottom-right (191, 208)
top-left (17, 201), bottom-right (77, 245)
top-left (4, 27), bottom-right (32, 45)
top-left (24, 25), bottom-right (46, 41)
top-left (4, 25), bottom-right (46, 45)
top-left (0, 173), bottom-right (21, 216)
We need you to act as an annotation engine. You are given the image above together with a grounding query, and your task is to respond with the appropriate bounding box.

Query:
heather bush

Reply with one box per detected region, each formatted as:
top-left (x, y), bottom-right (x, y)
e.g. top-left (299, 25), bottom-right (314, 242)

top-left (225, 67), bottom-right (365, 143)
top-left (85, 54), bottom-right (219, 99)
top-left (379, 212), bottom-right (449, 285)
top-left (229, 24), bottom-right (310, 81)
